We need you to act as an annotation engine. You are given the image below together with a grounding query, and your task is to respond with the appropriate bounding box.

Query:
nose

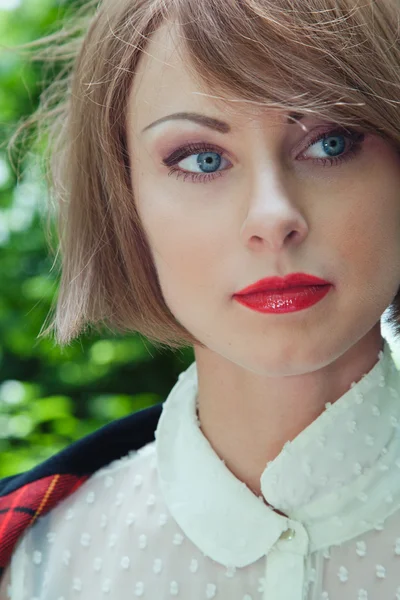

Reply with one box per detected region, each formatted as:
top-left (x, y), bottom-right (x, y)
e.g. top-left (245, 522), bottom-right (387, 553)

top-left (240, 172), bottom-right (309, 253)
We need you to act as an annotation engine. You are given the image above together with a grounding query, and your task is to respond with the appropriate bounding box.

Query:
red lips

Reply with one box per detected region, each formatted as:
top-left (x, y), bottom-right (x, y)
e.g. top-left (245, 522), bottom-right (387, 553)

top-left (233, 273), bottom-right (332, 314)
top-left (234, 273), bottom-right (331, 295)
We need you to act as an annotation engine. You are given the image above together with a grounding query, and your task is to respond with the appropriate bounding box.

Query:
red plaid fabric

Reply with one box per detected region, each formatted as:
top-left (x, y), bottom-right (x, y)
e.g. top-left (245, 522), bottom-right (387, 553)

top-left (0, 473), bottom-right (89, 576)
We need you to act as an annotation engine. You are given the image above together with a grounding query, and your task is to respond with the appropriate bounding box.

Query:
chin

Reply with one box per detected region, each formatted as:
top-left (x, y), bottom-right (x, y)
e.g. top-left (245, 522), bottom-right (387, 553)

top-left (233, 340), bottom-right (339, 377)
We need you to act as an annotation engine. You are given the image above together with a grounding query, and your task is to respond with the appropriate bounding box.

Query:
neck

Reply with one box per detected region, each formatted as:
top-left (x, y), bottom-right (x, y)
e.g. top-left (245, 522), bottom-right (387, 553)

top-left (194, 326), bottom-right (384, 501)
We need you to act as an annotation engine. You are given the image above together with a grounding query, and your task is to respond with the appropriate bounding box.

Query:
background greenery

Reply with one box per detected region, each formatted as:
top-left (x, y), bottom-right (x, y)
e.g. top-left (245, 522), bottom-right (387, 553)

top-left (0, 0), bottom-right (194, 478)
top-left (1, 0), bottom-right (400, 481)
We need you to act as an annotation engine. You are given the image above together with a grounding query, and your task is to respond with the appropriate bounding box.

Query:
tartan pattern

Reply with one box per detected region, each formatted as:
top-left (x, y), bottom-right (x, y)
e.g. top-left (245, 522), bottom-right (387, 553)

top-left (0, 402), bottom-right (163, 581)
top-left (0, 473), bottom-right (89, 576)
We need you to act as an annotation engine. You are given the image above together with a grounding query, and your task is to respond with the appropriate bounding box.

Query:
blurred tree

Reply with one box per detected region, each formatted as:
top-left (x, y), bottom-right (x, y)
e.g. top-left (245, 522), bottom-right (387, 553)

top-left (0, 0), bottom-right (194, 477)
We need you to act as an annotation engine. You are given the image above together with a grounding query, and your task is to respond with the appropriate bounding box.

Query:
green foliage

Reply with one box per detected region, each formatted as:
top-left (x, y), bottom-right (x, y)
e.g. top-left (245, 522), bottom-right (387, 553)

top-left (0, 0), bottom-right (194, 478)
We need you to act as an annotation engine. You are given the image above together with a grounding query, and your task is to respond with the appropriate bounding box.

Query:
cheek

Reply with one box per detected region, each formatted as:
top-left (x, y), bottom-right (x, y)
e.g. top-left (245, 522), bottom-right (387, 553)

top-left (332, 183), bottom-right (400, 293)
top-left (135, 182), bottom-right (226, 298)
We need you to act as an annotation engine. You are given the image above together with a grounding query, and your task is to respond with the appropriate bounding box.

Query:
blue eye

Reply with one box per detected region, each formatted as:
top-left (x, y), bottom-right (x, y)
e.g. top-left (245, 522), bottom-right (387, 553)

top-left (304, 130), bottom-right (356, 161)
top-left (193, 151), bottom-right (222, 173)
top-left (299, 127), bottom-right (365, 166)
top-left (319, 134), bottom-right (346, 157)
top-left (163, 142), bottom-right (230, 183)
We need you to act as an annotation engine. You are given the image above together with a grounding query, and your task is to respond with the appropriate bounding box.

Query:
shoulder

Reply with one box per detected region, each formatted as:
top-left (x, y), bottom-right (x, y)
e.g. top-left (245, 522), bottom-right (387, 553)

top-left (6, 439), bottom-right (175, 599)
top-left (38, 440), bottom-right (158, 532)
top-left (0, 402), bottom-right (163, 580)
top-left (5, 442), bottom-right (160, 599)
top-left (29, 440), bottom-right (158, 543)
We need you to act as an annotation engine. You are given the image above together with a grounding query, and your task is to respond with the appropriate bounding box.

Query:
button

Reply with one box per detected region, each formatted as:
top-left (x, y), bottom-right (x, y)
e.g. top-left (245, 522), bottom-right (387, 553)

top-left (280, 528), bottom-right (296, 541)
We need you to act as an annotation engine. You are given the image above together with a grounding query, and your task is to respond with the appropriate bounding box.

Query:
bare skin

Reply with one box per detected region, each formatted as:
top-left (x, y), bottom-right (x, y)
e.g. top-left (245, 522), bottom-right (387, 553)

top-left (126, 23), bottom-right (400, 505)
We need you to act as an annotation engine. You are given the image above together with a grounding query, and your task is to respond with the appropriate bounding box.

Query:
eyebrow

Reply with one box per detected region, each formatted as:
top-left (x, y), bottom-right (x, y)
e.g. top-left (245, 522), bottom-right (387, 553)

top-left (141, 111), bottom-right (305, 134)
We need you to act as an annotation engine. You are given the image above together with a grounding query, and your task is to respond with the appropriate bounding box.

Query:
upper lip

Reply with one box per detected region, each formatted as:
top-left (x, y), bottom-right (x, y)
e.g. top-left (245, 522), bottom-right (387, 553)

top-left (234, 273), bottom-right (332, 295)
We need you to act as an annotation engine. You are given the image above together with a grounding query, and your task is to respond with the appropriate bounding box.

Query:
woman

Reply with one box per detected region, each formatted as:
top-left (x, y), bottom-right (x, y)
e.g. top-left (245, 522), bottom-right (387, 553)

top-left (2, 0), bottom-right (400, 598)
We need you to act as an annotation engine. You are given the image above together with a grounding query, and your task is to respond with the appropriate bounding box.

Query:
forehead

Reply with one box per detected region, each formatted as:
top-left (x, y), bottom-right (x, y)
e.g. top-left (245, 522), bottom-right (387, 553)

top-left (127, 23), bottom-right (280, 134)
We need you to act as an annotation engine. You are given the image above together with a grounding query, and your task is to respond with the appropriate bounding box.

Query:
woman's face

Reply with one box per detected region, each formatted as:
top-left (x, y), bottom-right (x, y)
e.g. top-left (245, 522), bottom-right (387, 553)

top-left (126, 24), bottom-right (400, 376)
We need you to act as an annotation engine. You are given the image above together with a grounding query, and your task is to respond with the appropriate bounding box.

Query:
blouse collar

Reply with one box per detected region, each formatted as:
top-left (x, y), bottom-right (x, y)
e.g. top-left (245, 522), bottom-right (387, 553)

top-left (155, 338), bottom-right (400, 568)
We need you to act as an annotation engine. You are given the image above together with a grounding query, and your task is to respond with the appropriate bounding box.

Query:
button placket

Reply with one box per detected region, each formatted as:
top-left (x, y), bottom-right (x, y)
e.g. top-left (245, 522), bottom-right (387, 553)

top-left (280, 528), bottom-right (296, 541)
top-left (263, 521), bottom-right (310, 600)
top-left (277, 521), bottom-right (309, 553)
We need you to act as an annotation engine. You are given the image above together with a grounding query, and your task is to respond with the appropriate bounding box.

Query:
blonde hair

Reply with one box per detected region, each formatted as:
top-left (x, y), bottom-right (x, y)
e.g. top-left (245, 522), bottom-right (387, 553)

top-left (6, 0), bottom-right (400, 349)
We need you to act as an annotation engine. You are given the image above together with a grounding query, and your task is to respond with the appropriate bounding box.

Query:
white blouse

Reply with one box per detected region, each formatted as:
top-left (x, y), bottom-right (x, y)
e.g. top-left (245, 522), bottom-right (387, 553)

top-left (6, 337), bottom-right (400, 600)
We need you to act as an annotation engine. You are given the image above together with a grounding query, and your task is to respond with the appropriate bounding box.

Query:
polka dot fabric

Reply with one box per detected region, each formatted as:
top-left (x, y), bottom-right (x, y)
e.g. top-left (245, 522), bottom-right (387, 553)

top-left (9, 445), bottom-right (272, 599)
top-left (7, 338), bottom-right (400, 599)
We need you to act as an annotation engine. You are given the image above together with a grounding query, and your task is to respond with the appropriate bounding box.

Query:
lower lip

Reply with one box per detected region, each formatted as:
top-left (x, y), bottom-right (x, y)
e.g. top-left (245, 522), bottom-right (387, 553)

top-left (233, 285), bottom-right (332, 314)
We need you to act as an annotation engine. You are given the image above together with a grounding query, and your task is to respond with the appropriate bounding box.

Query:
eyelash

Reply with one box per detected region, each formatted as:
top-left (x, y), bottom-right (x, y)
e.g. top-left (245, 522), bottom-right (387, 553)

top-left (162, 127), bottom-right (366, 184)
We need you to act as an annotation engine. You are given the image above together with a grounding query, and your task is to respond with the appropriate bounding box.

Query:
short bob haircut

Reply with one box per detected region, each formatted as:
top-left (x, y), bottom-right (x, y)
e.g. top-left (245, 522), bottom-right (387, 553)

top-left (7, 0), bottom-right (400, 350)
